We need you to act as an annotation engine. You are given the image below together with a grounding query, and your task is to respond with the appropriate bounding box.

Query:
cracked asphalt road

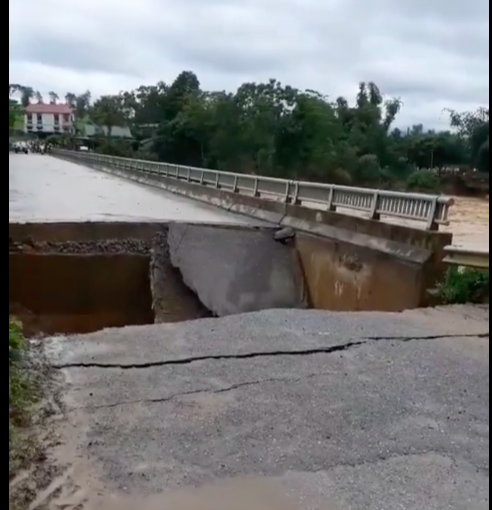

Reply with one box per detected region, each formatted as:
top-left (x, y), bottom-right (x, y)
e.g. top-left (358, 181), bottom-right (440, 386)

top-left (45, 305), bottom-right (489, 509)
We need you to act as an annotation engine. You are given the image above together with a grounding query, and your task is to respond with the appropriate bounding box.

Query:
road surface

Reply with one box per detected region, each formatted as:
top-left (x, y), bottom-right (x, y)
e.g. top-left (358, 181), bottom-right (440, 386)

top-left (37, 305), bottom-right (489, 509)
top-left (9, 154), bottom-right (255, 224)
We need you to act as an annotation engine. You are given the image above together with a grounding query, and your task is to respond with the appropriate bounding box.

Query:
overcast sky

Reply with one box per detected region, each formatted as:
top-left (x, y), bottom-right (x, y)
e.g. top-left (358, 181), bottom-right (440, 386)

top-left (9, 0), bottom-right (489, 129)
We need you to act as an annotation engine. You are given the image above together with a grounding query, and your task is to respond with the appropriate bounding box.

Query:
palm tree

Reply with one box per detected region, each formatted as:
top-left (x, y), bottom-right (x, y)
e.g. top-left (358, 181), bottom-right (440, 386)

top-left (9, 83), bottom-right (22, 96)
top-left (20, 86), bottom-right (34, 107)
top-left (49, 91), bottom-right (59, 104)
top-left (75, 91), bottom-right (91, 119)
top-left (65, 92), bottom-right (77, 107)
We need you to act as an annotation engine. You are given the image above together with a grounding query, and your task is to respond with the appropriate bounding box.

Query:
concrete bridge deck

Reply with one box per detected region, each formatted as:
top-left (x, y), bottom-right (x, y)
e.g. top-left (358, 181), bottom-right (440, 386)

top-left (9, 154), bottom-right (258, 224)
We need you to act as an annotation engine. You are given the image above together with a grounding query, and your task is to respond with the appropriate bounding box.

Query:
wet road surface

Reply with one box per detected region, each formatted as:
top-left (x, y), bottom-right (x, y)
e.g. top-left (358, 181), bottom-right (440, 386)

top-left (9, 154), bottom-right (255, 224)
top-left (42, 305), bottom-right (489, 509)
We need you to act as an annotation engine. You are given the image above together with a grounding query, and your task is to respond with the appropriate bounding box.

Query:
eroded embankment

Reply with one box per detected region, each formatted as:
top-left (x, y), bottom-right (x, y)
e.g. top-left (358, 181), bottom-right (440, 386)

top-left (9, 221), bottom-right (307, 336)
top-left (150, 230), bottom-right (212, 323)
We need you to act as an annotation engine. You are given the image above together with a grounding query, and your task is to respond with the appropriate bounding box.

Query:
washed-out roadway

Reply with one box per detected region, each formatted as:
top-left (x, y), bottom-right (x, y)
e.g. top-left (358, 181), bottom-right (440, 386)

top-left (10, 153), bottom-right (490, 507)
top-left (37, 304), bottom-right (490, 509)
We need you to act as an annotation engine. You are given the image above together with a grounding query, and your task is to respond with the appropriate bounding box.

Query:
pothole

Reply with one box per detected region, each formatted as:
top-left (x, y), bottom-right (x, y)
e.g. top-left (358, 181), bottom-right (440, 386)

top-left (9, 234), bottom-right (211, 337)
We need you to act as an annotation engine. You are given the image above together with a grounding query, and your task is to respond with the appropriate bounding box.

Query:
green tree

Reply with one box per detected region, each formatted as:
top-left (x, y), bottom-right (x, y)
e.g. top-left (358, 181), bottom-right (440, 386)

top-left (447, 107), bottom-right (489, 172)
top-left (65, 92), bottom-right (77, 108)
top-left (48, 91), bottom-right (59, 104)
top-left (20, 86), bottom-right (34, 107)
top-left (74, 91), bottom-right (92, 119)
top-left (91, 95), bottom-right (126, 138)
top-left (9, 99), bottom-right (20, 129)
top-left (53, 72), bottom-right (488, 188)
top-left (9, 84), bottom-right (22, 97)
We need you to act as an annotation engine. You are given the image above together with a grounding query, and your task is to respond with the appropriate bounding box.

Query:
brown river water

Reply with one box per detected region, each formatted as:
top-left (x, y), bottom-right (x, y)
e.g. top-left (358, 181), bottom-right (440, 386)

top-left (443, 196), bottom-right (489, 248)
top-left (337, 195), bottom-right (489, 248)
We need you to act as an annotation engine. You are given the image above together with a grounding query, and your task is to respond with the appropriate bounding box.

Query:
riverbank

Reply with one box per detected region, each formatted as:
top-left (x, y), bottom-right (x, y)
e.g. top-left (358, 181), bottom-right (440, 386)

top-left (9, 319), bottom-right (62, 510)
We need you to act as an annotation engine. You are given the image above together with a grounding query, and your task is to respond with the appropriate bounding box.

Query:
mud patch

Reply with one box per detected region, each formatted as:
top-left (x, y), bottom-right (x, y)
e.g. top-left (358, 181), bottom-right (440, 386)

top-left (89, 477), bottom-right (298, 510)
top-left (9, 341), bottom-right (65, 510)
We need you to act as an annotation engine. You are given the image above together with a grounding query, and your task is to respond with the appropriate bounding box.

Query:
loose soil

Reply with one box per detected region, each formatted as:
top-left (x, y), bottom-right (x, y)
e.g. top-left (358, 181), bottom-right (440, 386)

top-left (9, 237), bottom-right (151, 255)
top-left (9, 341), bottom-right (64, 510)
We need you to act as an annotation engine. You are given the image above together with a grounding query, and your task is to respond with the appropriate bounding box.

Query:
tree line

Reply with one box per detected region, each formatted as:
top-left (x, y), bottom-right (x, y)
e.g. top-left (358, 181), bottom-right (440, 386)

top-left (9, 72), bottom-right (489, 189)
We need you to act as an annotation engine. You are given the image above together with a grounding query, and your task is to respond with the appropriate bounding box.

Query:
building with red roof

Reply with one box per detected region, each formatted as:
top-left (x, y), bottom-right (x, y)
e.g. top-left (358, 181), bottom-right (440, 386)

top-left (24, 102), bottom-right (75, 135)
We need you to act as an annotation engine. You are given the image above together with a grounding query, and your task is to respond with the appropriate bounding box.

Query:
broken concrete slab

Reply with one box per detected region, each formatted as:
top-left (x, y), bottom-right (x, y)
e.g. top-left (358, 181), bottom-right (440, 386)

top-left (166, 223), bottom-right (307, 316)
top-left (150, 229), bottom-right (212, 323)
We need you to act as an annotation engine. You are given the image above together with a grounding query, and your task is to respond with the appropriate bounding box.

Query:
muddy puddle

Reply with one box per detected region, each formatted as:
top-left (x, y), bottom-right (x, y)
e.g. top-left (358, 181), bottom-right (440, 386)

top-left (87, 478), bottom-right (298, 510)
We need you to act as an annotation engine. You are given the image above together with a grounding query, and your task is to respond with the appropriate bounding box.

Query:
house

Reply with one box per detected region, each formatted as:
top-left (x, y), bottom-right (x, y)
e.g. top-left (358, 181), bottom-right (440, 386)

top-left (81, 123), bottom-right (133, 139)
top-left (24, 103), bottom-right (75, 135)
top-left (75, 118), bottom-right (133, 140)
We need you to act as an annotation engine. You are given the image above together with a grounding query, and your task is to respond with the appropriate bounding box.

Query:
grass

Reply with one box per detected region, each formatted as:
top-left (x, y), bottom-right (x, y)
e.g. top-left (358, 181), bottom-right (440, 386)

top-left (9, 318), bottom-right (39, 476)
top-left (436, 267), bottom-right (490, 305)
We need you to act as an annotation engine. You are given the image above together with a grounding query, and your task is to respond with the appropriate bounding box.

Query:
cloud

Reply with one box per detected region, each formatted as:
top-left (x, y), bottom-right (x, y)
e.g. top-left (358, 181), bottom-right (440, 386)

top-left (9, 0), bottom-right (489, 128)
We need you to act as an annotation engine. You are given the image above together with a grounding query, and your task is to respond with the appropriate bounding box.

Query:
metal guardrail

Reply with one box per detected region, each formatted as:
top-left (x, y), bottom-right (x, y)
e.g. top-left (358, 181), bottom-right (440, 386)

top-left (443, 246), bottom-right (489, 269)
top-left (54, 149), bottom-right (454, 230)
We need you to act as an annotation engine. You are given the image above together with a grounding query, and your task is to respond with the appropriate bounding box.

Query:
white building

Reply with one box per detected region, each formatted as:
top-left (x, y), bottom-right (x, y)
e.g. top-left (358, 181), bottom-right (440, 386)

top-left (24, 103), bottom-right (75, 135)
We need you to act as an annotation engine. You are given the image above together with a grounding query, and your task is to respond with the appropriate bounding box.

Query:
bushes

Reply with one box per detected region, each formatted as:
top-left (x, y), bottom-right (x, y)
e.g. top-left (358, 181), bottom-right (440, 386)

top-left (9, 318), bottom-right (37, 471)
top-left (9, 318), bottom-right (24, 365)
top-left (406, 169), bottom-right (440, 192)
top-left (437, 267), bottom-right (489, 305)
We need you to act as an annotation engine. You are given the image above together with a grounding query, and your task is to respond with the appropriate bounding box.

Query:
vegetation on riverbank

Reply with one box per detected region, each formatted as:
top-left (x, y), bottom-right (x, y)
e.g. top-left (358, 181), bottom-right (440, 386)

top-left (9, 98), bottom-right (23, 133)
top-left (9, 317), bottom-right (63, 510)
top-left (10, 76), bottom-right (489, 190)
top-left (9, 318), bottom-right (39, 477)
top-left (437, 267), bottom-right (490, 305)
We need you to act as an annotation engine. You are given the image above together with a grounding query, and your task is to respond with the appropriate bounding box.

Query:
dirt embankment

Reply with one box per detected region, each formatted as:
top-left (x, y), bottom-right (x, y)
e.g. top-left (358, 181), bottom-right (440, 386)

top-left (9, 337), bottom-right (63, 510)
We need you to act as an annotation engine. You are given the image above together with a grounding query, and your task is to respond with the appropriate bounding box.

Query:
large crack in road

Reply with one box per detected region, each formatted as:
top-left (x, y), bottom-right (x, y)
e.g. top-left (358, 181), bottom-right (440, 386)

top-left (26, 306), bottom-right (490, 509)
top-left (54, 332), bottom-right (489, 370)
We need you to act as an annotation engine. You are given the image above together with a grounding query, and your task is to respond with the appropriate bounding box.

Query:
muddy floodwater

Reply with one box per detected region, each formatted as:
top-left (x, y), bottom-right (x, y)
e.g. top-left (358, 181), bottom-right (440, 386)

top-left (444, 196), bottom-right (489, 248)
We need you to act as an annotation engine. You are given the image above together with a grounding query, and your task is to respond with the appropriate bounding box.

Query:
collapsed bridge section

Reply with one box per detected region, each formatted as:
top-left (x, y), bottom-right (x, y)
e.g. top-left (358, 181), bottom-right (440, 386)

top-left (9, 221), bottom-right (307, 336)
